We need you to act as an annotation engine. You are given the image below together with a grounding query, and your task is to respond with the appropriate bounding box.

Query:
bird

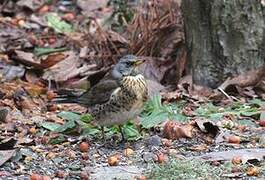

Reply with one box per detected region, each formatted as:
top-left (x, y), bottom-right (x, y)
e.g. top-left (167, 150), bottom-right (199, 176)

top-left (53, 55), bottom-right (148, 141)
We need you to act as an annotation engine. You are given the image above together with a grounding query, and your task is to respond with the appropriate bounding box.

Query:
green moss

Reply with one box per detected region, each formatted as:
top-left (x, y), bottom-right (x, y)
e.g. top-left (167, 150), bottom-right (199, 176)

top-left (146, 158), bottom-right (224, 180)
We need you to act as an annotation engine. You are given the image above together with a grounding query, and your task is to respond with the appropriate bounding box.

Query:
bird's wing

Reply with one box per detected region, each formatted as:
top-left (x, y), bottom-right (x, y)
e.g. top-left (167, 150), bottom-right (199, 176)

top-left (76, 79), bottom-right (119, 107)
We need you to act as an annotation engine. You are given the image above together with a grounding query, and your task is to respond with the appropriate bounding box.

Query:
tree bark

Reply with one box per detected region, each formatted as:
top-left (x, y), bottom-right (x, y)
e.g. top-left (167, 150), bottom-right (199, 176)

top-left (182, 0), bottom-right (265, 88)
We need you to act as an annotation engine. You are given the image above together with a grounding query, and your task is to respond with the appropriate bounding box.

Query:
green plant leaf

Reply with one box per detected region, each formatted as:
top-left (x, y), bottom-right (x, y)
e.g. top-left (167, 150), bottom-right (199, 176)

top-left (41, 122), bottom-right (61, 131)
top-left (49, 134), bottom-right (66, 144)
top-left (238, 119), bottom-right (258, 128)
top-left (57, 111), bottom-right (80, 121)
top-left (45, 13), bottom-right (74, 34)
top-left (80, 114), bottom-right (93, 123)
top-left (34, 47), bottom-right (68, 57)
top-left (248, 99), bottom-right (265, 107)
top-left (123, 123), bottom-right (141, 140)
top-left (171, 113), bottom-right (188, 122)
top-left (260, 112), bottom-right (265, 120)
top-left (81, 124), bottom-right (100, 136)
top-left (141, 94), bottom-right (187, 128)
top-left (240, 111), bottom-right (260, 117)
top-left (55, 120), bottom-right (76, 133)
top-left (141, 111), bottom-right (168, 129)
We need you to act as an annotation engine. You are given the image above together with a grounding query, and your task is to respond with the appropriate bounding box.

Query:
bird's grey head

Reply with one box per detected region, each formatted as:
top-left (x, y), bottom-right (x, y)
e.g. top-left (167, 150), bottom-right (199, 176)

top-left (111, 55), bottom-right (144, 80)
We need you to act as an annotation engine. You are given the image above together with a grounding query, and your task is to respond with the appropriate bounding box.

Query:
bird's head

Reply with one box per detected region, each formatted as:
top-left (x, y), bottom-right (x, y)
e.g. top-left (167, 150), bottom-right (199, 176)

top-left (111, 55), bottom-right (144, 80)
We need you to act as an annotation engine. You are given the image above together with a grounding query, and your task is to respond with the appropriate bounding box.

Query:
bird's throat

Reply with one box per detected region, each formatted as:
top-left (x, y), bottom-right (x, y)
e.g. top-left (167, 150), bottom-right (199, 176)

top-left (121, 74), bottom-right (147, 98)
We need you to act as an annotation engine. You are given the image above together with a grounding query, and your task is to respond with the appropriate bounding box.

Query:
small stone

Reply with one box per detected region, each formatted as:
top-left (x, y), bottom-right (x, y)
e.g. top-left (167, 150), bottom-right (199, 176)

top-left (142, 152), bottom-right (154, 163)
top-left (47, 90), bottom-right (56, 100)
top-left (228, 135), bottom-right (240, 144)
top-left (30, 173), bottom-right (42, 180)
top-left (0, 107), bottom-right (9, 122)
top-left (29, 127), bottom-right (37, 134)
top-left (135, 175), bottom-right (147, 180)
top-left (124, 148), bottom-right (134, 157)
top-left (258, 120), bottom-right (265, 127)
top-left (232, 156), bottom-right (242, 165)
top-left (108, 155), bottom-right (119, 166)
top-left (80, 171), bottom-right (89, 180)
top-left (82, 153), bottom-right (89, 160)
top-left (162, 138), bottom-right (172, 147)
top-left (147, 135), bottom-right (162, 146)
top-left (246, 166), bottom-right (259, 176)
top-left (167, 149), bottom-right (179, 157)
top-left (154, 153), bottom-right (168, 164)
top-left (231, 166), bottom-right (241, 173)
top-left (42, 176), bottom-right (51, 180)
top-left (46, 152), bottom-right (56, 159)
top-left (5, 122), bottom-right (16, 132)
top-left (80, 142), bottom-right (89, 152)
top-left (56, 170), bottom-right (66, 178)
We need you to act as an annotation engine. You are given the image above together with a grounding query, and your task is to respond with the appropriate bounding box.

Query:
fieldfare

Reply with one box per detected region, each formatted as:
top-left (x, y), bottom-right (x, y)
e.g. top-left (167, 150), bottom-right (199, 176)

top-left (54, 55), bottom-right (148, 141)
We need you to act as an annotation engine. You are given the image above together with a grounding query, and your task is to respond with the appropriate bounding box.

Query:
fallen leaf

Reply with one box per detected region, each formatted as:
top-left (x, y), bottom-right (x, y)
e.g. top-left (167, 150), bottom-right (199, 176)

top-left (24, 84), bottom-right (46, 97)
top-left (146, 79), bottom-right (165, 97)
top-left (219, 65), bottom-right (265, 90)
top-left (41, 122), bottom-right (61, 131)
top-left (38, 5), bottom-right (50, 14)
top-left (246, 166), bottom-right (259, 176)
top-left (0, 138), bottom-right (17, 150)
top-left (195, 119), bottom-right (220, 137)
top-left (34, 47), bottom-right (67, 57)
top-left (0, 150), bottom-right (16, 166)
top-left (17, 0), bottom-right (43, 11)
top-left (0, 62), bottom-right (25, 81)
top-left (139, 57), bottom-right (176, 84)
top-left (188, 144), bottom-right (208, 152)
top-left (13, 50), bottom-right (42, 68)
top-left (197, 149), bottom-right (265, 163)
top-left (163, 121), bottom-right (192, 140)
top-left (45, 13), bottom-right (74, 34)
top-left (42, 51), bottom-right (97, 82)
top-left (76, 0), bottom-right (108, 17)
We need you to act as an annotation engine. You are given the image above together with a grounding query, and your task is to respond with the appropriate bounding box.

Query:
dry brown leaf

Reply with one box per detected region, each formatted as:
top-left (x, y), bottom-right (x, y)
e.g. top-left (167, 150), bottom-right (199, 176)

top-left (24, 84), bottom-right (46, 97)
top-left (14, 50), bottom-right (42, 69)
top-left (197, 149), bottom-right (265, 163)
top-left (40, 53), bottom-right (66, 69)
top-left (246, 166), bottom-right (259, 176)
top-left (0, 150), bottom-right (16, 166)
top-left (195, 119), bottom-right (220, 137)
top-left (188, 144), bottom-right (208, 152)
top-left (42, 51), bottom-right (97, 82)
top-left (139, 57), bottom-right (176, 83)
top-left (163, 121), bottom-right (193, 140)
top-left (220, 65), bottom-right (265, 90)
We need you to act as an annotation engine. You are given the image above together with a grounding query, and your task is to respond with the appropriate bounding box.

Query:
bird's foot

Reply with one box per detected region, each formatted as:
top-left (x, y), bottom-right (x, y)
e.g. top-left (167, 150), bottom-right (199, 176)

top-left (118, 125), bottom-right (126, 143)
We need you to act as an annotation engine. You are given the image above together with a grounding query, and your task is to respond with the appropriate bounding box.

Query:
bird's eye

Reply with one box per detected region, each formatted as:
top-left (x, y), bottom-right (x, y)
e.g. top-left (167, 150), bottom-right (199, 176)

top-left (126, 61), bottom-right (132, 65)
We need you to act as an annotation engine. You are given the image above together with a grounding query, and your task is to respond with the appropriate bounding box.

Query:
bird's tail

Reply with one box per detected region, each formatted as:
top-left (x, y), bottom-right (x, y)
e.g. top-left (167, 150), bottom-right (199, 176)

top-left (52, 89), bottom-right (85, 104)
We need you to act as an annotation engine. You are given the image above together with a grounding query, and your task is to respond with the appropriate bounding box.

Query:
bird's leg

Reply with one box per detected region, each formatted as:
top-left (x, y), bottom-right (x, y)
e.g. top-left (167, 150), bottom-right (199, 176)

top-left (101, 126), bottom-right (106, 142)
top-left (48, 78), bottom-right (51, 90)
top-left (118, 125), bottom-right (125, 142)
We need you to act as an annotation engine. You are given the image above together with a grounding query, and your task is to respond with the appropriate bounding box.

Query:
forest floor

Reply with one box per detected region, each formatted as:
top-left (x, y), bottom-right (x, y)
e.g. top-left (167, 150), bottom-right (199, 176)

top-left (0, 0), bottom-right (265, 180)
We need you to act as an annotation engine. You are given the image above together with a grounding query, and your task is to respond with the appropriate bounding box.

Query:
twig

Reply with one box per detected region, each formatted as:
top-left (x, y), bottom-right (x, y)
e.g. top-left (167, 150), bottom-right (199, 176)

top-left (217, 87), bottom-right (239, 101)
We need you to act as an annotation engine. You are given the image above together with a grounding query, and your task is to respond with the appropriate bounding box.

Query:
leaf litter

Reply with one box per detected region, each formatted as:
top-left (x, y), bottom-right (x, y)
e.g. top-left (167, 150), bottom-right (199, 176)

top-left (0, 0), bottom-right (265, 179)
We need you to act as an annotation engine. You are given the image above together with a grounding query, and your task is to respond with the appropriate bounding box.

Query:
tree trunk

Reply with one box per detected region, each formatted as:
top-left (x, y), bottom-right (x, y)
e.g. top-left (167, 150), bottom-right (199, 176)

top-left (182, 0), bottom-right (265, 88)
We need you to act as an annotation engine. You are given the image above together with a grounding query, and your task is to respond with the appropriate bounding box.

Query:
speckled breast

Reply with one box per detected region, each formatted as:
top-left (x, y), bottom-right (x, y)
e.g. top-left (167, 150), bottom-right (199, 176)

top-left (91, 74), bottom-right (148, 126)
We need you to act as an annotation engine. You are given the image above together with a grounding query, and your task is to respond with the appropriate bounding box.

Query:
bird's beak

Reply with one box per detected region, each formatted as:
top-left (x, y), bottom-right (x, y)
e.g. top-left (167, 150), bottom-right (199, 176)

top-left (134, 58), bottom-right (145, 66)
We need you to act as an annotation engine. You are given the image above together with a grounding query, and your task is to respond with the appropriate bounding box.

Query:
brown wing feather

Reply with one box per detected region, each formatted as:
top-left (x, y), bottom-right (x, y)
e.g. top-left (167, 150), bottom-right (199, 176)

top-left (76, 79), bottom-right (119, 107)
